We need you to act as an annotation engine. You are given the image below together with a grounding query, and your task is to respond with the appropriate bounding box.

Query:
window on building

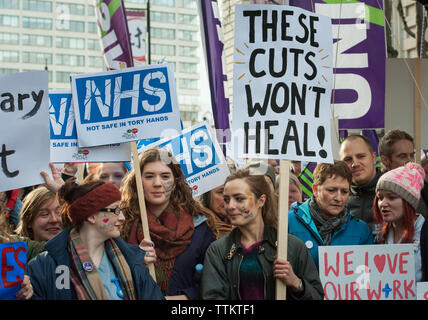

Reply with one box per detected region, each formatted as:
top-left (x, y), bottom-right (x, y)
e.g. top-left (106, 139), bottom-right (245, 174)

top-left (177, 14), bottom-right (198, 25)
top-left (151, 27), bottom-right (175, 40)
top-left (87, 22), bottom-right (98, 33)
top-left (151, 11), bottom-right (175, 23)
top-left (0, 33), bottom-right (19, 45)
top-left (176, 0), bottom-right (196, 9)
top-left (178, 45), bottom-right (198, 57)
top-left (180, 110), bottom-right (198, 122)
top-left (87, 39), bottom-right (101, 50)
top-left (178, 30), bottom-right (198, 41)
top-left (87, 5), bottom-right (95, 16)
top-left (152, 44), bottom-right (175, 56)
top-left (179, 78), bottom-right (198, 90)
top-left (22, 34), bottom-right (52, 47)
top-left (152, 0), bottom-right (174, 7)
top-left (56, 2), bottom-right (85, 15)
top-left (0, 51), bottom-right (19, 63)
top-left (23, 16), bottom-right (52, 29)
top-left (88, 56), bottom-right (104, 68)
top-left (0, 0), bottom-right (18, 9)
top-left (56, 54), bottom-right (85, 67)
top-left (23, 0), bottom-right (52, 12)
top-left (0, 68), bottom-right (19, 74)
top-left (56, 71), bottom-right (73, 83)
top-left (56, 37), bottom-right (85, 49)
top-left (22, 52), bottom-right (52, 64)
top-left (179, 62), bottom-right (198, 73)
top-left (179, 94), bottom-right (199, 106)
top-left (56, 20), bottom-right (84, 32)
top-left (0, 15), bottom-right (19, 27)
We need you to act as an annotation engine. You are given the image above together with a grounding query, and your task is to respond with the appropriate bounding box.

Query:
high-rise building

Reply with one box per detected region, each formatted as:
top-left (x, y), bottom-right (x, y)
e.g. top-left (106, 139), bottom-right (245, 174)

top-left (0, 0), bottom-right (204, 128)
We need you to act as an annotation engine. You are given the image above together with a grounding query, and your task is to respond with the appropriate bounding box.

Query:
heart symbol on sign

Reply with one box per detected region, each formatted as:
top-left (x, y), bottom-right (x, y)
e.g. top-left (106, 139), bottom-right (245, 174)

top-left (373, 254), bottom-right (386, 273)
top-left (103, 218), bottom-right (109, 223)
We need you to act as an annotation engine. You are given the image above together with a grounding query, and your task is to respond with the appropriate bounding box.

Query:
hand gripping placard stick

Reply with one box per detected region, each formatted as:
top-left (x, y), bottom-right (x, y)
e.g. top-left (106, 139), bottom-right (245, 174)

top-left (275, 159), bottom-right (290, 300)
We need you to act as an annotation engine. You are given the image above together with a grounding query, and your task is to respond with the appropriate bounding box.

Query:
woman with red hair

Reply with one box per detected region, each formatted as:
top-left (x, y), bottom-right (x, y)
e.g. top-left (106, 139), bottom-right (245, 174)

top-left (373, 162), bottom-right (426, 282)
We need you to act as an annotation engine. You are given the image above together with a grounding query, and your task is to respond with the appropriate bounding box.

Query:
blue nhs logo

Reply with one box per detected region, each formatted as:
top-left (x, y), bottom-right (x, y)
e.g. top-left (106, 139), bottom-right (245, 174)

top-left (158, 126), bottom-right (220, 177)
top-left (49, 92), bottom-right (77, 140)
top-left (73, 66), bottom-right (173, 124)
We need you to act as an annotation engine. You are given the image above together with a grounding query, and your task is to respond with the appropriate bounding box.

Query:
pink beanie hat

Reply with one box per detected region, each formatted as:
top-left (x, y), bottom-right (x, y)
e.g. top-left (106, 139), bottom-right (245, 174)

top-left (376, 162), bottom-right (426, 209)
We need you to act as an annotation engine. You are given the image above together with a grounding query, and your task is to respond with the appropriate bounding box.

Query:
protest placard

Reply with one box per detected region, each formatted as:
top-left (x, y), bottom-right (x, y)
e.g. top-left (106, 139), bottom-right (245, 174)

top-left (0, 242), bottom-right (27, 300)
top-left (417, 282), bottom-right (428, 300)
top-left (49, 91), bottom-right (131, 163)
top-left (319, 244), bottom-right (416, 300)
top-left (0, 71), bottom-right (50, 192)
top-left (71, 63), bottom-right (181, 148)
top-left (142, 121), bottom-right (230, 197)
top-left (290, 0), bottom-right (386, 130)
top-left (232, 4), bottom-right (333, 163)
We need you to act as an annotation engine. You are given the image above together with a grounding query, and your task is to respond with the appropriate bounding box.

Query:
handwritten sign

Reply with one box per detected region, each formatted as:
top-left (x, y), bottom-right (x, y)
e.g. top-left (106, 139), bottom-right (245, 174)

top-left (49, 91), bottom-right (131, 163)
top-left (71, 63), bottom-right (181, 147)
top-left (0, 242), bottom-right (27, 300)
top-left (141, 121), bottom-right (230, 197)
top-left (0, 71), bottom-right (50, 192)
top-left (232, 5), bottom-right (333, 163)
top-left (319, 244), bottom-right (416, 300)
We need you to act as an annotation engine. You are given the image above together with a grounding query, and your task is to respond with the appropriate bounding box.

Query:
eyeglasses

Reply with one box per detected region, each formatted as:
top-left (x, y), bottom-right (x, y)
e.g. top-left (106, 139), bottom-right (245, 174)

top-left (100, 207), bottom-right (122, 216)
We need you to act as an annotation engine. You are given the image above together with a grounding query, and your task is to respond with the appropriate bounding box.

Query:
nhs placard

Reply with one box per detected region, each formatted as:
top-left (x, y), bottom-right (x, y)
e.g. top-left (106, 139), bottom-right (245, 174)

top-left (50, 91), bottom-right (131, 163)
top-left (71, 63), bottom-right (181, 147)
top-left (144, 122), bottom-right (230, 197)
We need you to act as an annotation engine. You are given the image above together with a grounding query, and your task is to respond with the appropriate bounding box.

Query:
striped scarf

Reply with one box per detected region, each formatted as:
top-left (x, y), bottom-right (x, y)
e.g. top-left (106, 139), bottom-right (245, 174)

top-left (68, 228), bottom-right (136, 300)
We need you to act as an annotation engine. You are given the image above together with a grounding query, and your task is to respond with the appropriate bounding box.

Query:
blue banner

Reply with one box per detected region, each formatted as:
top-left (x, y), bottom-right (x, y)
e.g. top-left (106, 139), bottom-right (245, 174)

top-left (71, 63), bottom-right (182, 148)
top-left (144, 122), bottom-right (230, 197)
top-left (0, 242), bottom-right (27, 300)
top-left (49, 92), bottom-right (77, 140)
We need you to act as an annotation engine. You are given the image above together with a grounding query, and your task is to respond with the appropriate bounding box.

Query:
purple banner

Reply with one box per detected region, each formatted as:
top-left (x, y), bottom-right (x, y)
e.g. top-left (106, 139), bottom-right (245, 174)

top-left (94, 0), bottom-right (134, 70)
top-left (198, 0), bottom-right (230, 151)
top-left (290, 0), bottom-right (386, 129)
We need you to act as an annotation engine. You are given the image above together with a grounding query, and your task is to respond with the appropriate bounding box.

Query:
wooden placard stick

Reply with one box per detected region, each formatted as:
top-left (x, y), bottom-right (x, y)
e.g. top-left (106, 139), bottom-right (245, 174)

top-left (130, 141), bottom-right (157, 281)
top-left (118, 62), bottom-right (156, 280)
top-left (414, 58), bottom-right (421, 163)
top-left (275, 159), bottom-right (290, 300)
top-left (77, 163), bottom-right (84, 184)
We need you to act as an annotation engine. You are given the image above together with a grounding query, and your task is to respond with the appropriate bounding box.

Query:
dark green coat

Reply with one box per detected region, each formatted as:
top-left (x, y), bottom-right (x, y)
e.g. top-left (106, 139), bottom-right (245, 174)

top-left (201, 225), bottom-right (324, 300)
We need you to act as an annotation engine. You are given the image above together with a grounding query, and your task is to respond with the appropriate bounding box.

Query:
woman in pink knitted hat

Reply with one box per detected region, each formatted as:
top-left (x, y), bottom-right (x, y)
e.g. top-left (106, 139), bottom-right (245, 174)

top-left (373, 162), bottom-right (426, 282)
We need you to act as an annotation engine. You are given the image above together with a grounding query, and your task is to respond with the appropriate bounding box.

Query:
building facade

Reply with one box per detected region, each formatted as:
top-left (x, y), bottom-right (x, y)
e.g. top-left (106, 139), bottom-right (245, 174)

top-left (0, 0), bottom-right (204, 128)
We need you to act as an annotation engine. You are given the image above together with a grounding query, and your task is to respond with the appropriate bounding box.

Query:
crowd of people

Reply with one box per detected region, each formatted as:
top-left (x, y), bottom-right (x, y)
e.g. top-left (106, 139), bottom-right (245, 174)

top-left (1, 129), bottom-right (428, 300)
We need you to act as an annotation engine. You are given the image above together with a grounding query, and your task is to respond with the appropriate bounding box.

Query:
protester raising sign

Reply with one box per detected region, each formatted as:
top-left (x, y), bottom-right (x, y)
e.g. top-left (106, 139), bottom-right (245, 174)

top-left (71, 63), bottom-right (181, 148)
top-left (142, 121), bottom-right (230, 198)
top-left (0, 71), bottom-right (50, 192)
top-left (49, 91), bottom-right (131, 163)
top-left (0, 242), bottom-right (27, 300)
top-left (319, 244), bottom-right (416, 300)
top-left (232, 5), bottom-right (333, 163)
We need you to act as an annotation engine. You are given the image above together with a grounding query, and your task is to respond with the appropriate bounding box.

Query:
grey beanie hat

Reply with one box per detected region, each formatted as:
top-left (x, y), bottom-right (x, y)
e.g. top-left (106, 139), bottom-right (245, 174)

top-left (243, 161), bottom-right (276, 186)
